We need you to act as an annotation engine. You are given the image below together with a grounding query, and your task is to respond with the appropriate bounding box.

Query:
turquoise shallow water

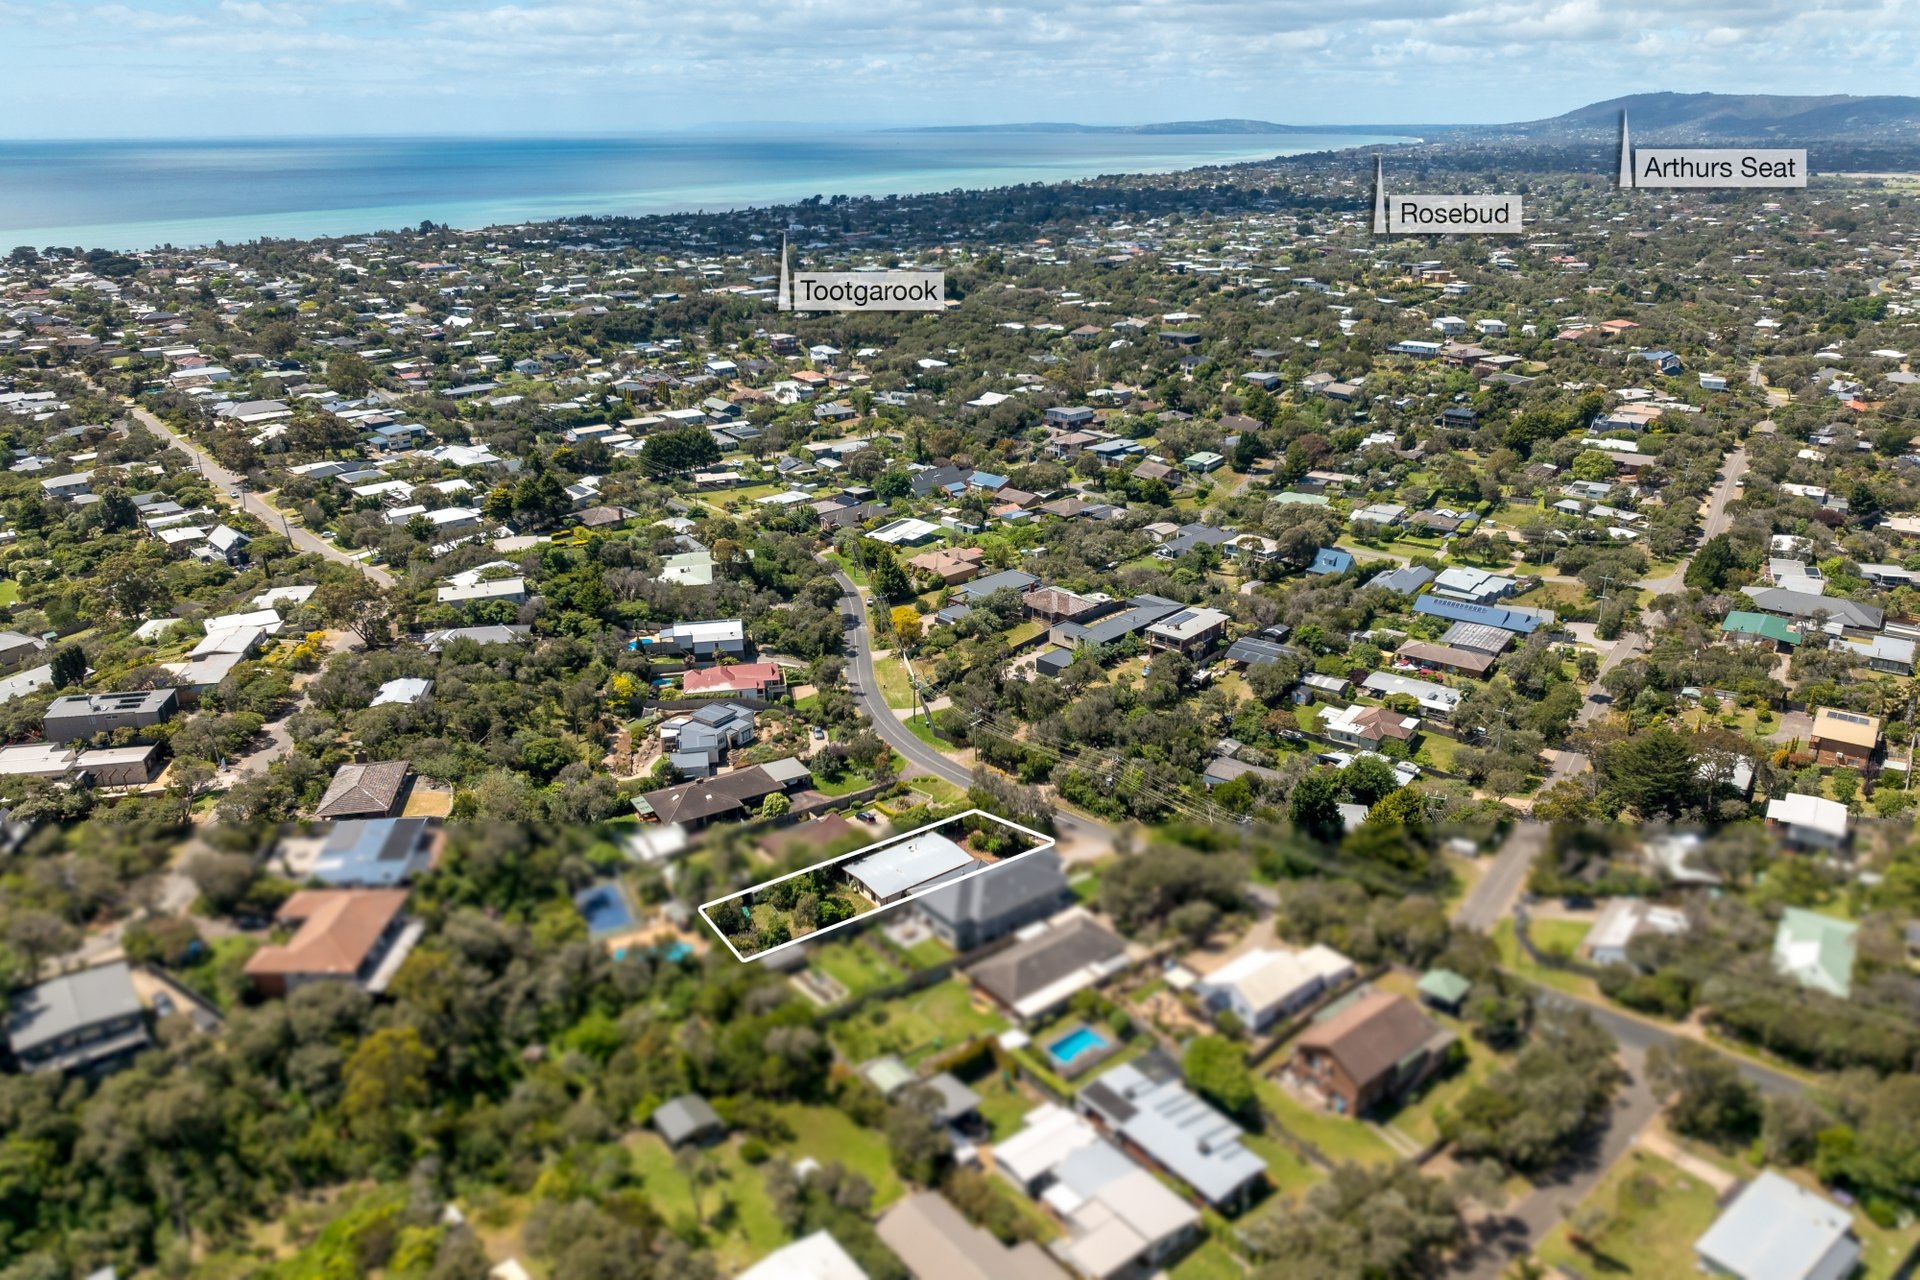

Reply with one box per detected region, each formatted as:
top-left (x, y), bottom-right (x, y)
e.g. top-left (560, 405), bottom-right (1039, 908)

top-left (0, 130), bottom-right (1408, 251)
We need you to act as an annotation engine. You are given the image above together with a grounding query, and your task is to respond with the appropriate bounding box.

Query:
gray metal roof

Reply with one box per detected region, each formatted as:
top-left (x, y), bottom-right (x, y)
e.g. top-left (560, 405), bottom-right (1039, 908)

top-left (845, 832), bottom-right (977, 900)
top-left (917, 850), bottom-right (1067, 931)
top-left (6, 961), bottom-right (143, 1056)
top-left (1080, 1061), bottom-right (1265, 1206)
top-left (1695, 1171), bottom-right (1857, 1280)
top-left (652, 1094), bottom-right (723, 1145)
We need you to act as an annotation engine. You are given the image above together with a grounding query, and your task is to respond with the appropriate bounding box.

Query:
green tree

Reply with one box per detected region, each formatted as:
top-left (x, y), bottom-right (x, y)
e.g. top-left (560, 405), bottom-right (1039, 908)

top-left (1183, 1035), bottom-right (1256, 1124)
top-left (1289, 767), bottom-right (1344, 841)
top-left (342, 1026), bottom-right (434, 1147)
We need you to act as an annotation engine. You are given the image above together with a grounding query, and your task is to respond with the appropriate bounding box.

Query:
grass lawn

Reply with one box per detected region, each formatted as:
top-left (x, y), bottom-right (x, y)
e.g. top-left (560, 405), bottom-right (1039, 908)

top-left (771, 1103), bottom-right (904, 1207)
top-left (1293, 704), bottom-right (1322, 734)
top-left (874, 655), bottom-right (918, 710)
top-left (905, 937), bottom-right (956, 969)
top-left (1241, 1129), bottom-right (1325, 1198)
top-left (816, 766), bottom-right (885, 797)
top-left (810, 940), bottom-right (903, 1000)
top-left (625, 1132), bottom-right (788, 1270)
top-left (827, 977), bottom-right (1007, 1066)
top-left (1169, 1239), bottom-right (1245, 1280)
top-left (1377, 1021), bottom-right (1503, 1147)
top-left (907, 775), bottom-right (967, 806)
top-left (0, 580), bottom-right (17, 606)
top-left (1533, 1150), bottom-right (1720, 1278)
top-left (1419, 733), bottom-right (1463, 773)
top-left (1492, 918), bottom-right (1603, 999)
top-left (1070, 867), bottom-right (1104, 905)
top-left (902, 715), bottom-right (944, 750)
top-left (1006, 620), bottom-right (1047, 646)
top-left (967, 1070), bottom-right (1039, 1141)
top-left (1254, 1078), bottom-right (1398, 1168)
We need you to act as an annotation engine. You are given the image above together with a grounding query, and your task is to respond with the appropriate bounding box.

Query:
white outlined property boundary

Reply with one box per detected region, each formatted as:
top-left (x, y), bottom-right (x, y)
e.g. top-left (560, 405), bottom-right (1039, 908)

top-left (698, 808), bottom-right (1055, 963)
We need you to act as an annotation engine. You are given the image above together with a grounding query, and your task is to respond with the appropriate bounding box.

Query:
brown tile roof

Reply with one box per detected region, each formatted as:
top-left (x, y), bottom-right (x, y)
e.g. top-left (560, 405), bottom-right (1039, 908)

top-left (640, 763), bottom-right (786, 825)
top-left (1296, 992), bottom-right (1447, 1090)
top-left (314, 761), bottom-right (411, 819)
top-left (244, 889), bottom-right (407, 978)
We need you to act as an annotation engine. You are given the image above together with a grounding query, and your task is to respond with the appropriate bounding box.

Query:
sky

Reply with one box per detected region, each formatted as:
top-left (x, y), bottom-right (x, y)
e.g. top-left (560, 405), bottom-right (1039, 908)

top-left (1, 0), bottom-right (1917, 138)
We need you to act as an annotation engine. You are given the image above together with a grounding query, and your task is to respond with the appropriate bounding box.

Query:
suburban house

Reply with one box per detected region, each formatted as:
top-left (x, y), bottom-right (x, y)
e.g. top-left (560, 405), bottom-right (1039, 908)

top-left (659, 702), bottom-right (758, 778)
top-left (1144, 606), bottom-right (1230, 657)
top-left (914, 850), bottom-right (1072, 951)
top-left (634, 758), bottom-right (812, 828)
top-left (1193, 944), bottom-right (1356, 1033)
top-left (876, 1191), bottom-right (1068, 1280)
top-left (966, 910), bottom-right (1131, 1022)
top-left (1396, 640), bottom-right (1495, 677)
top-left (1772, 908), bottom-right (1857, 999)
top-left (4, 961), bottom-right (149, 1076)
top-left (1319, 703), bottom-right (1420, 751)
top-left (1078, 1055), bottom-right (1266, 1210)
top-left (680, 661), bottom-right (785, 699)
top-left (1694, 1170), bottom-right (1859, 1280)
top-left (313, 760), bottom-right (413, 820)
top-left (643, 618), bottom-right (747, 663)
top-left (1307, 547), bottom-right (1354, 576)
top-left (0, 631), bottom-right (47, 676)
top-left (1807, 707), bottom-right (1881, 769)
top-left (243, 888), bottom-right (421, 998)
top-left (1579, 898), bottom-right (1690, 967)
top-left (42, 689), bottom-right (179, 744)
top-left (1288, 991), bottom-right (1456, 1116)
top-left (1766, 793), bottom-right (1851, 852)
top-left (993, 1103), bottom-right (1200, 1280)
top-left (907, 546), bottom-right (986, 584)
top-left (737, 1231), bottom-right (868, 1280)
top-left (843, 831), bottom-right (981, 906)
top-left (309, 817), bottom-right (438, 887)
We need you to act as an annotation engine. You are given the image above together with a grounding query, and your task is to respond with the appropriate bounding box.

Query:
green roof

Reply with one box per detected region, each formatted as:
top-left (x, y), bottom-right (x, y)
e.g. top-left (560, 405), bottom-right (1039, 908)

top-left (1418, 968), bottom-right (1473, 1004)
top-left (1772, 907), bottom-right (1857, 998)
top-left (1721, 610), bottom-right (1800, 645)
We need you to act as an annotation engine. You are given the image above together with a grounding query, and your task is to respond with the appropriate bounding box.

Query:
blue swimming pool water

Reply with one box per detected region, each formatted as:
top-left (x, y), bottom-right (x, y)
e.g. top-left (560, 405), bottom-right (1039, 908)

top-left (576, 884), bottom-right (634, 934)
top-left (1048, 1027), bottom-right (1110, 1065)
top-left (663, 941), bottom-right (693, 962)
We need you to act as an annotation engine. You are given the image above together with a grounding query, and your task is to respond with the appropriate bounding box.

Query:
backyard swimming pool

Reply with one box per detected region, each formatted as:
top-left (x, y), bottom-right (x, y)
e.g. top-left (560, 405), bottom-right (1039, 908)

top-left (575, 883), bottom-right (635, 935)
top-left (1046, 1025), bottom-right (1111, 1067)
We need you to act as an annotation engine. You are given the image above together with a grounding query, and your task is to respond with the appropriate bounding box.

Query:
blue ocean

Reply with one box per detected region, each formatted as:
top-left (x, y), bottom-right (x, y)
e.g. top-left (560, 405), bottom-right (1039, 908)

top-left (0, 131), bottom-right (1407, 252)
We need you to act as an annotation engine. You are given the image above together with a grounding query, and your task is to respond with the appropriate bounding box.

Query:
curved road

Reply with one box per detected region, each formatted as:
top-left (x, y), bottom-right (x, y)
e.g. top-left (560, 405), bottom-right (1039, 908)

top-left (126, 403), bottom-right (397, 589)
top-left (828, 566), bottom-right (1112, 843)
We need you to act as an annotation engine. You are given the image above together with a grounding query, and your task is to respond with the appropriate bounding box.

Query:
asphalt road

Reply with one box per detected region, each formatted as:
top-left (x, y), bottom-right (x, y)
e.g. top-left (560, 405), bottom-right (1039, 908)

top-left (1545, 444), bottom-right (1749, 787)
top-left (127, 403), bottom-right (397, 588)
top-left (828, 567), bottom-right (1113, 844)
top-left (1452, 820), bottom-right (1545, 930)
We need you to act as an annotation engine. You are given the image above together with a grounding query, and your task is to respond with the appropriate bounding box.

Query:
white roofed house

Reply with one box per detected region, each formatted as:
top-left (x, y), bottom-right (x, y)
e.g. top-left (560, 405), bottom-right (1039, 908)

top-left (435, 576), bottom-right (526, 607)
top-left (1578, 898), bottom-right (1690, 968)
top-left (1077, 1055), bottom-right (1267, 1211)
top-left (992, 1103), bottom-right (1200, 1280)
top-left (1694, 1170), bottom-right (1859, 1280)
top-left (641, 618), bottom-right (746, 663)
top-left (843, 832), bottom-right (980, 906)
top-left (1765, 793), bottom-right (1850, 852)
top-left (1192, 944), bottom-right (1355, 1033)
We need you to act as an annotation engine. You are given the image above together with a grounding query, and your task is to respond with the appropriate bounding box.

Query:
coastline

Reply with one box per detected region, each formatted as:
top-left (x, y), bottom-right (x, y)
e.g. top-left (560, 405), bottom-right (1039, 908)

top-left (0, 130), bottom-right (1414, 253)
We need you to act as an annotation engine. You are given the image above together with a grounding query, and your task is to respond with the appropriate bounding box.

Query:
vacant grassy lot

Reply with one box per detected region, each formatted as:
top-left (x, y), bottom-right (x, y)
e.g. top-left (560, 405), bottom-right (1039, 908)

top-left (626, 1133), bottom-right (788, 1270)
top-left (809, 940), bottom-right (903, 1000)
top-left (1533, 1150), bottom-right (1720, 1278)
top-left (826, 977), bottom-right (1007, 1065)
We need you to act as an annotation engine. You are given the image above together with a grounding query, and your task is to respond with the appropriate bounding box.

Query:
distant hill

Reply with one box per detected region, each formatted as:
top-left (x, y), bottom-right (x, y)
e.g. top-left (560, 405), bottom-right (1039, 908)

top-left (890, 118), bottom-right (1442, 137)
top-left (1481, 92), bottom-right (1920, 143)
